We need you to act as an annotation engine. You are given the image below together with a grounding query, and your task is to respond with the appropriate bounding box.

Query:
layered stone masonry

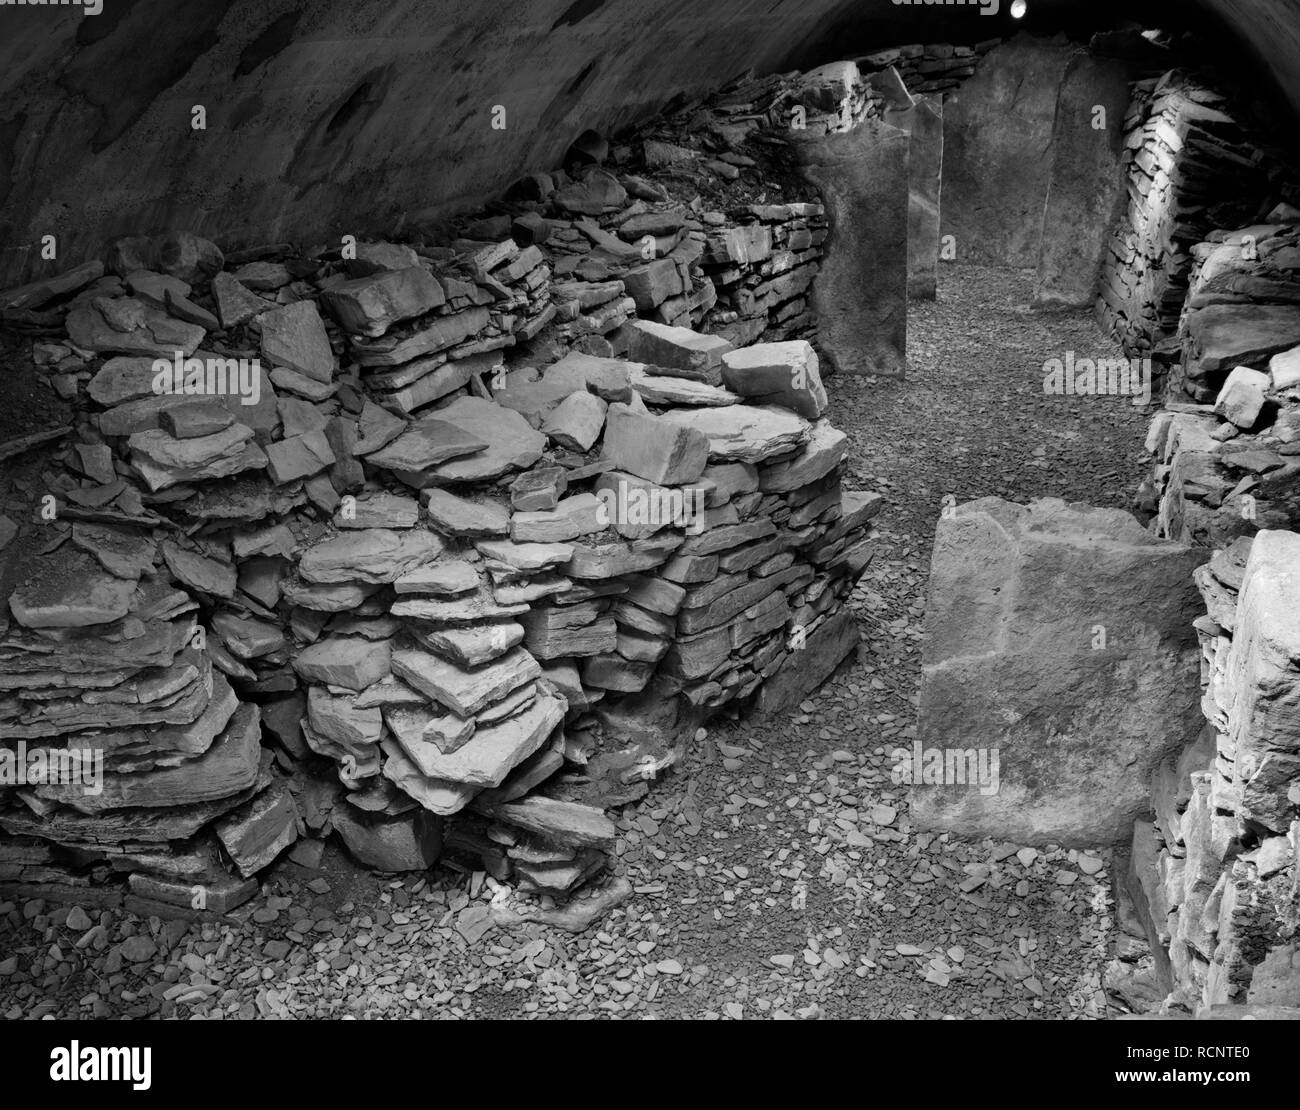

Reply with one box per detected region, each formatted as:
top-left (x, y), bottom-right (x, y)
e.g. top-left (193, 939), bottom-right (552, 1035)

top-left (1143, 217), bottom-right (1300, 549)
top-left (1098, 70), bottom-right (1274, 363)
top-left (1173, 216), bottom-right (1300, 405)
top-left (0, 204), bottom-right (878, 913)
top-left (0, 61), bottom-right (933, 911)
top-left (1121, 306), bottom-right (1300, 1012)
top-left (1121, 529), bottom-right (1300, 1013)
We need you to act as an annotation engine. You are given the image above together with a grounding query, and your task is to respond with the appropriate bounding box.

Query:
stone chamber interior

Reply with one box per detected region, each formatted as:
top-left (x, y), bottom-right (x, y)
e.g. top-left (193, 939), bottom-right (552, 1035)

top-left (1, 0), bottom-right (1300, 1024)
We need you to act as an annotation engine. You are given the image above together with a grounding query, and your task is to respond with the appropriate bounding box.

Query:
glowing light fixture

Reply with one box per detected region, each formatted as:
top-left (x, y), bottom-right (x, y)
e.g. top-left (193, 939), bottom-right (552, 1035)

top-left (1010, 0), bottom-right (1028, 17)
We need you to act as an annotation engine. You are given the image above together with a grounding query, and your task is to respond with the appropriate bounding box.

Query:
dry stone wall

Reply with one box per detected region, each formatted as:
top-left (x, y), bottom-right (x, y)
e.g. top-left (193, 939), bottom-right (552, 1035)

top-left (0, 78), bottom-right (883, 911)
top-left (1097, 71), bottom-right (1274, 362)
top-left (1119, 274), bottom-right (1300, 1012)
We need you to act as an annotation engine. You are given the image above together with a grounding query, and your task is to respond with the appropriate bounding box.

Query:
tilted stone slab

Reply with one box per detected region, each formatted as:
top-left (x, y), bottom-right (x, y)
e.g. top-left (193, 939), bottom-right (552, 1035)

top-left (321, 266), bottom-right (445, 337)
top-left (413, 622), bottom-right (525, 668)
top-left (365, 416), bottom-right (487, 472)
top-left (419, 397), bottom-right (546, 484)
top-left (386, 689), bottom-right (564, 788)
top-left (601, 403), bottom-right (709, 485)
top-left (391, 646), bottom-right (541, 718)
top-left (758, 421), bottom-right (848, 493)
top-left (756, 607), bottom-right (857, 715)
top-left (380, 739), bottom-right (481, 815)
top-left (260, 299), bottom-right (335, 383)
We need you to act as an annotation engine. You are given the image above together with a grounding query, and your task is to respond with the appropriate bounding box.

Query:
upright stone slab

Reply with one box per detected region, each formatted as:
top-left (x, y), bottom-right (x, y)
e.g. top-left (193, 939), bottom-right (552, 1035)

top-left (790, 117), bottom-right (909, 378)
top-left (942, 36), bottom-right (1073, 268)
top-left (1225, 531), bottom-right (1300, 834)
top-left (873, 72), bottom-right (944, 303)
top-left (904, 97), bottom-right (944, 302)
top-left (913, 497), bottom-right (1209, 846)
top-left (755, 608), bottom-right (859, 715)
top-left (1033, 50), bottom-right (1131, 308)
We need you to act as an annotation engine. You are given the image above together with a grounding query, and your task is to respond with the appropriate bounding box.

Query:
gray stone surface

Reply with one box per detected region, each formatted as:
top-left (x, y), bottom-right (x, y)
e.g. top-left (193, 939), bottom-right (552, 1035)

top-left (913, 497), bottom-right (1209, 846)
top-left (1033, 50), bottom-right (1131, 308)
top-left (942, 36), bottom-right (1072, 268)
top-left (791, 116), bottom-right (908, 377)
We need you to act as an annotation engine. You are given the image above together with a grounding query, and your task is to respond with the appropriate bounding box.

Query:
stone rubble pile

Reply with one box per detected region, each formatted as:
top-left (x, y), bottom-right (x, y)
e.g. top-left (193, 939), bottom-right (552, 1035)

top-left (1097, 70), bottom-right (1276, 363)
top-left (0, 203), bottom-right (877, 910)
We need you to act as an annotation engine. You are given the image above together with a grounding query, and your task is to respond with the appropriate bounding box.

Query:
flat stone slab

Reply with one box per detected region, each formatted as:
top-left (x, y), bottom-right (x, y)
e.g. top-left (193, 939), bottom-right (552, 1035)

top-left (625, 365), bottom-right (740, 407)
top-left (416, 622), bottom-right (525, 668)
top-left (66, 297), bottom-right (205, 358)
top-left (34, 703), bottom-right (261, 814)
top-left (8, 548), bottom-right (138, 629)
top-left (422, 489), bottom-right (509, 536)
top-left (475, 539), bottom-right (574, 572)
top-left (511, 492), bottom-right (606, 543)
top-left (336, 491), bottom-right (419, 529)
top-left (418, 397), bottom-right (546, 484)
top-left (661, 404), bottom-right (811, 463)
top-left (364, 416), bottom-right (488, 472)
top-left (393, 560), bottom-right (480, 596)
top-left (625, 320), bottom-right (732, 384)
top-left (1184, 303), bottom-right (1300, 384)
top-left (391, 586), bottom-right (529, 624)
top-left (388, 690), bottom-right (564, 788)
top-left (298, 528), bottom-right (442, 584)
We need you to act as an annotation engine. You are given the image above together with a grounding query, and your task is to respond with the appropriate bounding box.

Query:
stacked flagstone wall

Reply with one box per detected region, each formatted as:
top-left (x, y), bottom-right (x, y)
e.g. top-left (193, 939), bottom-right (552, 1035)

top-left (0, 65), bottom-right (895, 911)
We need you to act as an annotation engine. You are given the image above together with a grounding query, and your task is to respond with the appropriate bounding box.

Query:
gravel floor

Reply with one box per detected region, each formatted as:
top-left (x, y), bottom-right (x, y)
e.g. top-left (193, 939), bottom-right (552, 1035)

top-left (0, 264), bottom-right (1154, 1020)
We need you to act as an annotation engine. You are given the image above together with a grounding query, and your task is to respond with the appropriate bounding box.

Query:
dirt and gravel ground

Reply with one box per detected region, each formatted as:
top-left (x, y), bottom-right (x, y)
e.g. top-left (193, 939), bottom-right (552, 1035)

top-left (0, 264), bottom-right (1154, 1020)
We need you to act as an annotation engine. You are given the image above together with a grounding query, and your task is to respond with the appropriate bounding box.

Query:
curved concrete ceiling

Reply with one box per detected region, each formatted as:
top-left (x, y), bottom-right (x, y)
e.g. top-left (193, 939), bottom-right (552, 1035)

top-left (0, 0), bottom-right (1295, 285)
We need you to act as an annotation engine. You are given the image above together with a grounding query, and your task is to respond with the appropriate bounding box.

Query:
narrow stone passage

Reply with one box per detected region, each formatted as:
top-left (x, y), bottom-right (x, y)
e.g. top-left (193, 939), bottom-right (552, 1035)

top-left (0, 264), bottom-right (1154, 1020)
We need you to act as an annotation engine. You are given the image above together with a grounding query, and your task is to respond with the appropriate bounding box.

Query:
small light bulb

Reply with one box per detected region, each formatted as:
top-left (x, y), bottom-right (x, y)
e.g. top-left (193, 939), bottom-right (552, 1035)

top-left (1010, 0), bottom-right (1027, 17)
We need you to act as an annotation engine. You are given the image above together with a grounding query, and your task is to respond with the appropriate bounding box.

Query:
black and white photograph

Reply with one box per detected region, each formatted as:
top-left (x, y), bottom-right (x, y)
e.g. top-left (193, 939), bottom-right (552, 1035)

top-left (0, 0), bottom-right (1295, 1086)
